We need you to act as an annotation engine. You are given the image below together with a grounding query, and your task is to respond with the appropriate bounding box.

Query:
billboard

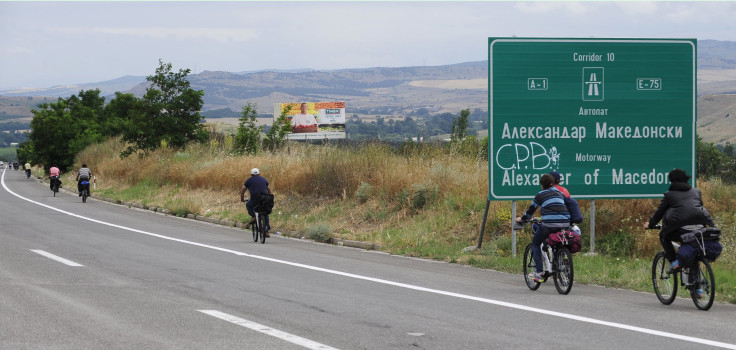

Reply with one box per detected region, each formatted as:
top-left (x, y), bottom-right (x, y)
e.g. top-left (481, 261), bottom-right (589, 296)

top-left (273, 102), bottom-right (346, 140)
top-left (488, 38), bottom-right (696, 200)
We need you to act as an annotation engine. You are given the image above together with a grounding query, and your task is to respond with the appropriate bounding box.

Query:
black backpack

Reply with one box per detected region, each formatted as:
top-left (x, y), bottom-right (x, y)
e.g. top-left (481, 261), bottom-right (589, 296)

top-left (254, 193), bottom-right (274, 214)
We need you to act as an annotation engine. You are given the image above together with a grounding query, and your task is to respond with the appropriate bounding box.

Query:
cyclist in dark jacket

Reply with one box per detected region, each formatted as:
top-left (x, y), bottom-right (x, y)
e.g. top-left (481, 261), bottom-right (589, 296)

top-left (240, 168), bottom-right (272, 233)
top-left (645, 169), bottom-right (715, 272)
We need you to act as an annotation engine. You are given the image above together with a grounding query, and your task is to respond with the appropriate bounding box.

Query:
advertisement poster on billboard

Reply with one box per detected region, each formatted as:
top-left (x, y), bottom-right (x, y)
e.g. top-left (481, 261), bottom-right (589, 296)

top-left (273, 102), bottom-right (346, 140)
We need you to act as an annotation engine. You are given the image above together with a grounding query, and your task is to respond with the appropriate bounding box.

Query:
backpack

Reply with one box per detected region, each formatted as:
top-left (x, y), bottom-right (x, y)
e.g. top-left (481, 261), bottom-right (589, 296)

top-left (677, 240), bottom-right (722, 265)
top-left (546, 230), bottom-right (582, 254)
top-left (680, 227), bottom-right (721, 243)
top-left (254, 193), bottom-right (275, 214)
top-left (564, 196), bottom-right (583, 224)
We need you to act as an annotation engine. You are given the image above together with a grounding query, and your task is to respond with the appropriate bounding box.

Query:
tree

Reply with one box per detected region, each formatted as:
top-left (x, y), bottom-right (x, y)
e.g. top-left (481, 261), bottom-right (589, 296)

top-left (121, 59), bottom-right (206, 157)
top-left (102, 92), bottom-right (139, 137)
top-left (27, 90), bottom-right (107, 172)
top-left (233, 103), bottom-right (262, 155)
top-left (263, 105), bottom-right (292, 152)
top-left (696, 135), bottom-right (727, 179)
top-left (451, 108), bottom-right (470, 141)
top-left (66, 89), bottom-right (106, 158)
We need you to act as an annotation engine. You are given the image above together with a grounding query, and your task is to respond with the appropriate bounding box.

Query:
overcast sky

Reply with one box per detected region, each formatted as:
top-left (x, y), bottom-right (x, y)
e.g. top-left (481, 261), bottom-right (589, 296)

top-left (1, 1), bottom-right (735, 90)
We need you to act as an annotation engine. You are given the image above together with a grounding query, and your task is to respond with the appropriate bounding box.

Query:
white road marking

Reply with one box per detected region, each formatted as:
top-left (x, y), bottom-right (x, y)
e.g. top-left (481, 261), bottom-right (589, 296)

top-left (4, 171), bottom-right (736, 350)
top-left (199, 310), bottom-right (339, 350)
top-left (30, 249), bottom-right (84, 266)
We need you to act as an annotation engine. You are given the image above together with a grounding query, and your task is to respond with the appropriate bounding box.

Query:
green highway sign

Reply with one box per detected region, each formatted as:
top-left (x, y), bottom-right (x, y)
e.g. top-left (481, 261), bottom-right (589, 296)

top-left (488, 38), bottom-right (696, 200)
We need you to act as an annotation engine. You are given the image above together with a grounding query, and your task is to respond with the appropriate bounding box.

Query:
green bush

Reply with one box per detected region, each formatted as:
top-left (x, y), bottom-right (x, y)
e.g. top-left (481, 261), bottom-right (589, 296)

top-left (306, 223), bottom-right (332, 242)
top-left (597, 230), bottom-right (635, 256)
top-left (356, 182), bottom-right (373, 204)
top-left (410, 182), bottom-right (439, 209)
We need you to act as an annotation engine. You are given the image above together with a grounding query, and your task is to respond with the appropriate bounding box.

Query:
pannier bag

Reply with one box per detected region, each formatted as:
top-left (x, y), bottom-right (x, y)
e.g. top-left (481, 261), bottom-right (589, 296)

top-left (254, 193), bottom-right (275, 214)
top-left (546, 230), bottom-right (582, 254)
top-left (677, 240), bottom-right (723, 265)
top-left (680, 227), bottom-right (721, 243)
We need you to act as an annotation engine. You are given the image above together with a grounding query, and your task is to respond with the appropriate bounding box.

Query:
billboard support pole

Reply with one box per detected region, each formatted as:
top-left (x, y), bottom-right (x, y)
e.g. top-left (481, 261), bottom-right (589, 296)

top-left (476, 198), bottom-right (491, 249)
top-left (511, 200), bottom-right (517, 258)
top-left (590, 200), bottom-right (596, 254)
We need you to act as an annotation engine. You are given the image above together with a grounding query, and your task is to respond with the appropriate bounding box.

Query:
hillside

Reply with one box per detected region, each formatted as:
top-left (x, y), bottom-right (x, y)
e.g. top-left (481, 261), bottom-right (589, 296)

top-left (2, 40), bottom-right (736, 145)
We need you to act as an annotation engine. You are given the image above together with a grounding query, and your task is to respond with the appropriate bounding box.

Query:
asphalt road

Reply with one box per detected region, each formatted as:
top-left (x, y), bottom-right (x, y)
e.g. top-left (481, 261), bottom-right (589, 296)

top-left (2, 168), bottom-right (736, 350)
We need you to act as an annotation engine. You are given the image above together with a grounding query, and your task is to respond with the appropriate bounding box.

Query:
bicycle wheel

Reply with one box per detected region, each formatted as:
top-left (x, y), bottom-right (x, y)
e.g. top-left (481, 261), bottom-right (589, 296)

top-left (651, 251), bottom-right (678, 305)
top-left (251, 217), bottom-right (259, 242)
top-left (690, 257), bottom-right (715, 311)
top-left (258, 214), bottom-right (266, 244)
top-left (82, 189), bottom-right (87, 203)
top-left (553, 247), bottom-right (574, 295)
top-left (53, 184), bottom-right (58, 197)
top-left (523, 244), bottom-right (541, 290)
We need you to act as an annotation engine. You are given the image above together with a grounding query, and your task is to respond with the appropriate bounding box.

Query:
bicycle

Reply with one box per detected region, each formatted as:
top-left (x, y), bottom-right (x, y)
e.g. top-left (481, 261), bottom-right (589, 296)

top-left (250, 210), bottom-right (268, 244)
top-left (80, 180), bottom-right (90, 203)
top-left (50, 177), bottom-right (60, 197)
top-left (518, 218), bottom-right (576, 295)
top-left (649, 225), bottom-right (716, 311)
top-left (25, 168), bottom-right (31, 179)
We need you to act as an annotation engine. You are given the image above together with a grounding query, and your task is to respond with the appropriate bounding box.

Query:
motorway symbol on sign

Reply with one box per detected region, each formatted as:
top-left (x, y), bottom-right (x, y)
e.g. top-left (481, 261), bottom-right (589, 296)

top-left (583, 67), bottom-right (604, 101)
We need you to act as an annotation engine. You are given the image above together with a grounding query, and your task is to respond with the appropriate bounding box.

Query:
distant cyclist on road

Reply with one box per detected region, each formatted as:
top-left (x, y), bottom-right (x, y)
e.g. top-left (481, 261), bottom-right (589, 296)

top-left (49, 165), bottom-right (61, 190)
top-left (24, 161), bottom-right (32, 178)
top-left (240, 168), bottom-right (272, 234)
top-left (76, 164), bottom-right (92, 197)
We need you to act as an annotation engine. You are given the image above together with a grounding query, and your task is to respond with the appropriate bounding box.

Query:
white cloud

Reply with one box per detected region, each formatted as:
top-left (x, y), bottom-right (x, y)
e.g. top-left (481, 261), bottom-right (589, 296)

top-left (51, 27), bottom-right (259, 43)
top-left (616, 2), bottom-right (659, 16)
top-left (514, 2), bottom-right (588, 15)
top-left (6, 47), bottom-right (32, 55)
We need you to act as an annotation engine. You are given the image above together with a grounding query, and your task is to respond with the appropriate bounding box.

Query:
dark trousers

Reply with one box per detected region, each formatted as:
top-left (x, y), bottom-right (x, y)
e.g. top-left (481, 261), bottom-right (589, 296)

top-left (246, 199), bottom-right (270, 230)
top-left (660, 228), bottom-right (686, 262)
top-left (78, 178), bottom-right (90, 194)
top-left (50, 176), bottom-right (61, 190)
top-left (531, 223), bottom-right (563, 273)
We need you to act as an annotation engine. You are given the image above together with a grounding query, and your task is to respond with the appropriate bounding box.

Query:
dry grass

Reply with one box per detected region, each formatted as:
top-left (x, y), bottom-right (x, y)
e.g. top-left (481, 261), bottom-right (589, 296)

top-left (71, 137), bottom-right (734, 267)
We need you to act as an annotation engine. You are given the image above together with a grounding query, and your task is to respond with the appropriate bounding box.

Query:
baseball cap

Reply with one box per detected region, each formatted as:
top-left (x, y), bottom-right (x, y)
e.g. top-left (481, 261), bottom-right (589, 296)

top-left (251, 168), bottom-right (260, 175)
top-left (549, 171), bottom-right (561, 182)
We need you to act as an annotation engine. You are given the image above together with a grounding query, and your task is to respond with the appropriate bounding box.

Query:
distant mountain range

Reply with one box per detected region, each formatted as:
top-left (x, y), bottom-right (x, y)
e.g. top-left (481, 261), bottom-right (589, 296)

top-left (1, 39), bottom-right (735, 145)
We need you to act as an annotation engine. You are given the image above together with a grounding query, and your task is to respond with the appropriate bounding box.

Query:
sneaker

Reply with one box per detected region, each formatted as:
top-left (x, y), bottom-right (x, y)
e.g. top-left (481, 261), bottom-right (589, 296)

top-left (247, 218), bottom-right (256, 226)
top-left (666, 260), bottom-right (680, 274)
top-left (527, 271), bottom-right (544, 283)
top-left (695, 288), bottom-right (704, 299)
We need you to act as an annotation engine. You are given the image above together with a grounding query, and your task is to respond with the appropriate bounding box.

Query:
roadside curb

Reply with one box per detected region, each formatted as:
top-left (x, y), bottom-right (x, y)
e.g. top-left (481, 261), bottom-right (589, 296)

top-left (41, 177), bottom-right (382, 251)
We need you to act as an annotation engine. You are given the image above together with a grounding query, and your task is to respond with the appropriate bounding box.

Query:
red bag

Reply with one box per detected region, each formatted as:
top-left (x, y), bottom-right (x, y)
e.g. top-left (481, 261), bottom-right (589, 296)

top-left (546, 230), bottom-right (582, 253)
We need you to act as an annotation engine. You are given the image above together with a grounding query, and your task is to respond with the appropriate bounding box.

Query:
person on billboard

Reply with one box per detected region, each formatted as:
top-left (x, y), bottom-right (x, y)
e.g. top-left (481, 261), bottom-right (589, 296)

top-left (290, 103), bottom-right (319, 133)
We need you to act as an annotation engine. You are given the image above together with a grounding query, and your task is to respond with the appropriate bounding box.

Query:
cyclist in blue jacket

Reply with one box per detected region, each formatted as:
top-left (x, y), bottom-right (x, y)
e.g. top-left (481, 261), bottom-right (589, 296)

top-left (240, 168), bottom-right (272, 234)
top-left (516, 173), bottom-right (571, 282)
